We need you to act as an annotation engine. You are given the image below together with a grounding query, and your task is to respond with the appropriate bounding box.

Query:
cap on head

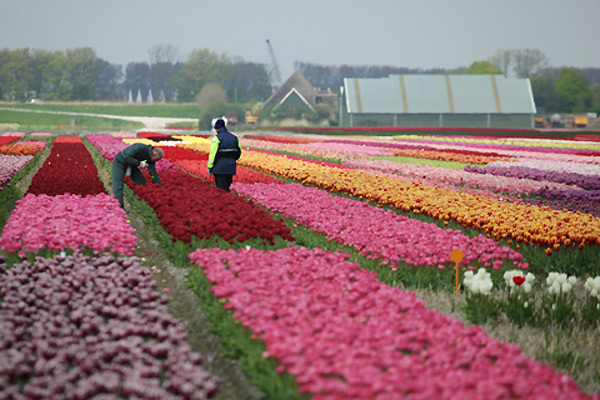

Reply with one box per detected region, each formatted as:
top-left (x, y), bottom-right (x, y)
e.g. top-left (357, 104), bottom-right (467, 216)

top-left (153, 147), bottom-right (164, 160)
top-left (214, 119), bottom-right (226, 130)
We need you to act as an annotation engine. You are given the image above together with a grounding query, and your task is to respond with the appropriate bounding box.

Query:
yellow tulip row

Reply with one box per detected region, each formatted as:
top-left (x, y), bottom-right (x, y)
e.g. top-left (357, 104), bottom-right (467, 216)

top-left (172, 135), bottom-right (211, 144)
top-left (233, 150), bottom-right (600, 252)
top-left (122, 138), bottom-right (160, 146)
top-left (393, 134), bottom-right (600, 151)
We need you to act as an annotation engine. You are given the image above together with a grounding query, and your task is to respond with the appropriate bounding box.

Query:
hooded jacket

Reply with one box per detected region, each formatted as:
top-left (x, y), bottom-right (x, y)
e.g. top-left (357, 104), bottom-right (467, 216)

top-left (208, 127), bottom-right (241, 175)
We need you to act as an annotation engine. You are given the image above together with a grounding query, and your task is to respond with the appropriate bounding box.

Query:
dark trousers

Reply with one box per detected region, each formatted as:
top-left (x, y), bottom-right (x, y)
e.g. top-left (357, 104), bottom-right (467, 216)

top-left (214, 174), bottom-right (233, 192)
top-left (112, 154), bottom-right (147, 208)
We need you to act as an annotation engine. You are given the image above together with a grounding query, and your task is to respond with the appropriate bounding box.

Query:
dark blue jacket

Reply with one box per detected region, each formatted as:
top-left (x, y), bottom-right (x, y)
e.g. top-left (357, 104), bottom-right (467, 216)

top-left (208, 128), bottom-right (241, 175)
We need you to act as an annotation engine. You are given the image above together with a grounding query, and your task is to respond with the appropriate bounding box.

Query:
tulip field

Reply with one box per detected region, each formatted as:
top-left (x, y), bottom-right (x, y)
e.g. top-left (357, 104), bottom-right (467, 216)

top-left (1, 128), bottom-right (600, 399)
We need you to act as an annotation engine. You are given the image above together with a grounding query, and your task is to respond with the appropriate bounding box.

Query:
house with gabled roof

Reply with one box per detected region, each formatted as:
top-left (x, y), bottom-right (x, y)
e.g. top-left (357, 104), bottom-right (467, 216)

top-left (261, 70), bottom-right (319, 112)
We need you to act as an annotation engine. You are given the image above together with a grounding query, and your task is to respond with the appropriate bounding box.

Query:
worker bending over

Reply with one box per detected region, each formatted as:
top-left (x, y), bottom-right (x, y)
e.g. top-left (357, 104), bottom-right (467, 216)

top-left (112, 143), bottom-right (163, 208)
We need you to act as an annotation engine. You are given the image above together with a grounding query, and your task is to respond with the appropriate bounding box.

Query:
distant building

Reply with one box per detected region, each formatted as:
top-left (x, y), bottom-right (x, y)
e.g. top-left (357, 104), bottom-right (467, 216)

top-left (261, 70), bottom-right (337, 112)
top-left (340, 74), bottom-right (537, 128)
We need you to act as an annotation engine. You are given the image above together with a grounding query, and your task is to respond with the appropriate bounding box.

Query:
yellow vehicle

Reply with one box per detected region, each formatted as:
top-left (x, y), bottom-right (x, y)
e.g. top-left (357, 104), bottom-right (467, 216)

top-left (245, 110), bottom-right (259, 126)
top-left (573, 115), bottom-right (589, 128)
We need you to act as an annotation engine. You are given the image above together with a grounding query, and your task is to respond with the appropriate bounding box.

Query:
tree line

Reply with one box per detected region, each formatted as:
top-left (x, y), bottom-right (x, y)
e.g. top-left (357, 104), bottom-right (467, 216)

top-left (1, 45), bottom-right (599, 114)
top-left (0, 45), bottom-right (272, 104)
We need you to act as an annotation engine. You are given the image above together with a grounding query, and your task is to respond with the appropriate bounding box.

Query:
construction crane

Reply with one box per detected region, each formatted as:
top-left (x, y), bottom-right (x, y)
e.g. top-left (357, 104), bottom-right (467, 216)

top-left (265, 39), bottom-right (282, 87)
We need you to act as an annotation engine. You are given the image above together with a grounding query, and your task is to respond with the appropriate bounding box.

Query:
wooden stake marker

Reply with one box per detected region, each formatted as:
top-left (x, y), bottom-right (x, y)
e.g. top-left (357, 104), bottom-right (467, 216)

top-left (450, 248), bottom-right (464, 298)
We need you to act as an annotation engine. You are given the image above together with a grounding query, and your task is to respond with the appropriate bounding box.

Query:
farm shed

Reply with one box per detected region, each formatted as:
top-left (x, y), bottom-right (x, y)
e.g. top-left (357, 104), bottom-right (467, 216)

top-left (340, 74), bottom-right (537, 128)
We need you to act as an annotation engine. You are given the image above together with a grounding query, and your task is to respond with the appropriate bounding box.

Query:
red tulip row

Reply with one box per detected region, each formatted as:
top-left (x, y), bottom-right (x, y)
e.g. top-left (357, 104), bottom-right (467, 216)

top-left (128, 170), bottom-right (294, 245)
top-left (27, 138), bottom-right (105, 196)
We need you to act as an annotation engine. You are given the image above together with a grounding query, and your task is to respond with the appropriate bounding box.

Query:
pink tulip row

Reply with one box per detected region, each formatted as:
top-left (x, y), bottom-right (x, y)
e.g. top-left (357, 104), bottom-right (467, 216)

top-left (489, 158), bottom-right (600, 176)
top-left (342, 158), bottom-right (577, 195)
top-left (0, 132), bottom-right (25, 136)
top-left (0, 193), bottom-right (137, 256)
top-left (393, 136), bottom-right (600, 159)
top-left (234, 182), bottom-right (527, 270)
top-left (354, 167), bottom-right (520, 202)
top-left (0, 154), bottom-right (33, 188)
top-left (190, 247), bottom-right (594, 400)
top-left (241, 138), bottom-right (390, 159)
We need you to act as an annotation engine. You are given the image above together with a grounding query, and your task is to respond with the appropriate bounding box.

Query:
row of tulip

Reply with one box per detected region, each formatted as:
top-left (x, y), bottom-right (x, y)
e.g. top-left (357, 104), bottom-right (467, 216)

top-left (393, 135), bottom-right (600, 157)
top-left (230, 150), bottom-right (600, 251)
top-left (513, 190), bottom-right (600, 218)
top-left (354, 166), bottom-right (520, 202)
top-left (189, 246), bottom-right (594, 400)
top-left (0, 154), bottom-right (34, 188)
top-left (465, 164), bottom-right (600, 190)
top-left (0, 142), bottom-right (45, 156)
top-left (127, 171), bottom-right (294, 245)
top-left (0, 251), bottom-right (219, 399)
top-left (390, 147), bottom-right (511, 164)
top-left (0, 132), bottom-right (25, 137)
top-left (0, 193), bottom-right (137, 256)
top-left (233, 182), bottom-right (527, 270)
top-left (0, 136), bottom-right (21, 146)
top-left (241, 137), bottom-right (389, 160)
top-left (27, 138), bottom-right (105, 196)
top-left (342, 158), bottom-right (576, 195)
top-left (489, 158), bottom-right (600, 176)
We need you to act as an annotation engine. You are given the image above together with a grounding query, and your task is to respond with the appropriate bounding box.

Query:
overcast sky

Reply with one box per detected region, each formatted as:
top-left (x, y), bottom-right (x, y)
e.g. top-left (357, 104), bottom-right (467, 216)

top-left (2, 0), bottom-right (599, 80)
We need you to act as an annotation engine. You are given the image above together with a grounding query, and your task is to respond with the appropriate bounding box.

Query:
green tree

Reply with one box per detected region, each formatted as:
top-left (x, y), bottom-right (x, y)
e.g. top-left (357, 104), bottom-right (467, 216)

top-left (530, 74), bottom-right (558, 112)
top-left (171, 49), bottom-right (229, 102)
top-left (462, 61), bottom-right (502, 75)
top-left (554, 68), bottom-right (593, 113)
top-left (490, 50), bottom-right (512, 76)
top-left (513, 49), bottom-right (549, 79)
top-left (196, 83), bottom-right (226, 108)
top-left (591, 84), bottom-right (600, 114)
top-left (0, 48), bottom-right (34, 101)
top-left (65, 47), bottom-right (100, 100)
top-left (42, 50), bottom-right (70, 100)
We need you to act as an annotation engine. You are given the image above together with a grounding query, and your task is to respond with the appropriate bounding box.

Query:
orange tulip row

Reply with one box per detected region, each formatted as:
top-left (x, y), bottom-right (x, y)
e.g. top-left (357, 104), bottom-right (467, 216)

top-left (0, 144), bottom-right (42, 156)
top-left (391, 148), bottom-right (513, 165)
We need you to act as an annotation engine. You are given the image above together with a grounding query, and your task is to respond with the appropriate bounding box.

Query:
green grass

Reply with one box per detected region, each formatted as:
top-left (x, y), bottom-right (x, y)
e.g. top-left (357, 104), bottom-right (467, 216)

top-left (375, 155), bottom-right (471, 170)
top-left (0, 109), bottom-right (143, 130)
top-left (0, 102), bottom-right (201, 118)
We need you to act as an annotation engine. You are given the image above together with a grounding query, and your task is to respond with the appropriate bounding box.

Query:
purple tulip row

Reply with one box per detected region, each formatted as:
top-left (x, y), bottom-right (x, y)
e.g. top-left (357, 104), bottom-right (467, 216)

top-left (465, 164), bottom-right (600, 190)
top-left (0, 253), bottom-right (219, 399)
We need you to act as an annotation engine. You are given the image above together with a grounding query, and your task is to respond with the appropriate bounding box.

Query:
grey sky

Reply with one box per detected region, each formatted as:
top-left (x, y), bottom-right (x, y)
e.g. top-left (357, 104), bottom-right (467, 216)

top-left (2, 0), bottom-right (599, 80)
